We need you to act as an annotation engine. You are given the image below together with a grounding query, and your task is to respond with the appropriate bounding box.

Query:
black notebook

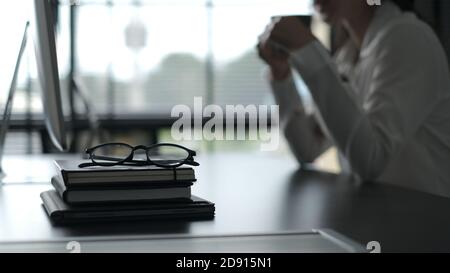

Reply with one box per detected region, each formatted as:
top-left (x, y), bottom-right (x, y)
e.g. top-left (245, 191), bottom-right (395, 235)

top-left (54, 160), bottom-right (196, 187)
top-left (51, 176), bottom-right (193, 205)
top-left (41, 190), bottom-right (215, 225)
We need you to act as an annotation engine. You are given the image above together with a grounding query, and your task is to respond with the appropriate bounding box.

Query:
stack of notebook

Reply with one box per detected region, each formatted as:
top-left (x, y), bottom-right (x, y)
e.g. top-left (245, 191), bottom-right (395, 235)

top-left (41, 160), bottom-right (215, 225)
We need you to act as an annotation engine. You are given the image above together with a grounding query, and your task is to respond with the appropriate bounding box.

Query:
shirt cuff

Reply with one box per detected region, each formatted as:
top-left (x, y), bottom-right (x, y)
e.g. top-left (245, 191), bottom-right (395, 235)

top-left (270, 75), bottom-right (305, 118)
top-left (290, 40), bottom-right (331, 81)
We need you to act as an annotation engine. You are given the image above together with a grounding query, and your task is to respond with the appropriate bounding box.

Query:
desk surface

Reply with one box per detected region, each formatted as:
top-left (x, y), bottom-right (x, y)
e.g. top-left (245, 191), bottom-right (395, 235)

top-left (1, 152), bottom-right (450, 252)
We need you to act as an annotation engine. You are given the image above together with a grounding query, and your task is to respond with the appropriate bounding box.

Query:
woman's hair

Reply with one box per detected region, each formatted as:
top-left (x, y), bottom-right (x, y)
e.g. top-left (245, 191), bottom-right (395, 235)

top-left (390, 0), bottom-right (416, 11)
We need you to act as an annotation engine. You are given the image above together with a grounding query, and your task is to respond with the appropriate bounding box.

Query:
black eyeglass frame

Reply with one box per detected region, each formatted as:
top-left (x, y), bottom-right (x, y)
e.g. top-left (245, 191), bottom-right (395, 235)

top-left (79, 143), bottom-right (199, 169)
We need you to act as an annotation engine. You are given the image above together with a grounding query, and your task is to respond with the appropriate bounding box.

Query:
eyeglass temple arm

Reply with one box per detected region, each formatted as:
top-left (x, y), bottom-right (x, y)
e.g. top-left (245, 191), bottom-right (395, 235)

top-left (79, 160), bottom-right (200, 169)
top-left (183, 160), bottom-right (200, 166)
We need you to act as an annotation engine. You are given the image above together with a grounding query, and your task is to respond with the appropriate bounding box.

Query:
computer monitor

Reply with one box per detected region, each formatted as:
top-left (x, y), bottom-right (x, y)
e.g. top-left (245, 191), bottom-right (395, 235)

top-left (32, 0), bottom-right (68, 151)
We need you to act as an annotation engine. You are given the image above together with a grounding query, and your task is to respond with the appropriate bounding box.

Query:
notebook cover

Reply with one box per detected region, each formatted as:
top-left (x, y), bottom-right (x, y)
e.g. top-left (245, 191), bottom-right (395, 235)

top-left (41, 190), bottom-right (215, 225)
top-left (54, 160), bottom-right (196, 187)
top-left (51, 176), bottom-right (194, 205)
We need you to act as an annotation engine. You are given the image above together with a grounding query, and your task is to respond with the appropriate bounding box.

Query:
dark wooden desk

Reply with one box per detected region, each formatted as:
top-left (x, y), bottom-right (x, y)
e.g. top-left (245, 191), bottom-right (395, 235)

top-left (1, 152), bottom-right (449, 252)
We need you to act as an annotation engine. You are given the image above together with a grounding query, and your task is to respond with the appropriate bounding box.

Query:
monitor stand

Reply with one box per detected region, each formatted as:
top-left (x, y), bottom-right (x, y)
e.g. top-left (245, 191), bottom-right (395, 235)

top-left (0, 22), bottom-right (30, 182)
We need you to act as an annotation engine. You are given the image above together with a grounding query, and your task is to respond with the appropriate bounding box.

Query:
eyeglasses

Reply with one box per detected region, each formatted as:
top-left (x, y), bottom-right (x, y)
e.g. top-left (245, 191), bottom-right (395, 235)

top-left (78, 143), bottom-right (200, 169)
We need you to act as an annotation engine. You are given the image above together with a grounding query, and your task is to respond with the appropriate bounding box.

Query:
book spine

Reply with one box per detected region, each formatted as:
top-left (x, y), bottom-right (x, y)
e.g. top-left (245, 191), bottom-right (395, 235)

top-left (51, 177), bottom-right (69, 203)
top-left (53, 161), bottom-right (68, 186)
top-left (60, 171), bottom-right (70, 187)
top-left (41, 191), bottom-right (64, 213)
top-left (40, 192), bottom-right (55, 216)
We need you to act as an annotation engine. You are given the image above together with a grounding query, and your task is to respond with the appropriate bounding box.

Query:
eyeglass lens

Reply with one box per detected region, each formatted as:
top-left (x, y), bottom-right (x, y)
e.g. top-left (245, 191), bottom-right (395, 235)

top-left (147, 145), bottom-right (190, 167)
top-left (92, 144), bottom-right (133, 164)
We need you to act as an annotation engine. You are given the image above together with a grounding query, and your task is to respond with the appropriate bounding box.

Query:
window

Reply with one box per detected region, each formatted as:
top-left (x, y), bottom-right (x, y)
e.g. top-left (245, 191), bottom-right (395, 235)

top-left (71, 0), bottom-right (314, 114)
top-left (0, 0), bottom-right (40, 115)
top-left (0, 1), bottom-right (42, 154)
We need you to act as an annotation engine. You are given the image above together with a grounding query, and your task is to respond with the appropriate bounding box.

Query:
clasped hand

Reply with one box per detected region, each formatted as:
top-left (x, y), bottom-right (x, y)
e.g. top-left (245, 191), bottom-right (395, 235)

top-left (257, 16), bottom-right (315, 81)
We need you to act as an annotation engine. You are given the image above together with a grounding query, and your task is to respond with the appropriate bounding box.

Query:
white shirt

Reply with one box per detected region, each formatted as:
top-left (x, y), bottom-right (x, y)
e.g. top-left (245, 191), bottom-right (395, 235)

top-left (271, 2), bottom-right (450, 198)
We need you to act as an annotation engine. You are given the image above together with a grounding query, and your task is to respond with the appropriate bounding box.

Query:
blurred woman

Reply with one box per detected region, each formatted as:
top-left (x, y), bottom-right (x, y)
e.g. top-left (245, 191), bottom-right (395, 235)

top-left (258, 0), bottom-right (450, 197)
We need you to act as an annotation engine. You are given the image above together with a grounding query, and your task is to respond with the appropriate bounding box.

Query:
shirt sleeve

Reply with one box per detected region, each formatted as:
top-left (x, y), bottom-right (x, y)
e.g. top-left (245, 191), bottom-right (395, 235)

top-left (270, 74), bottom-right (331, 163)
top-left (290, 23), bottom-right (442, 180)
